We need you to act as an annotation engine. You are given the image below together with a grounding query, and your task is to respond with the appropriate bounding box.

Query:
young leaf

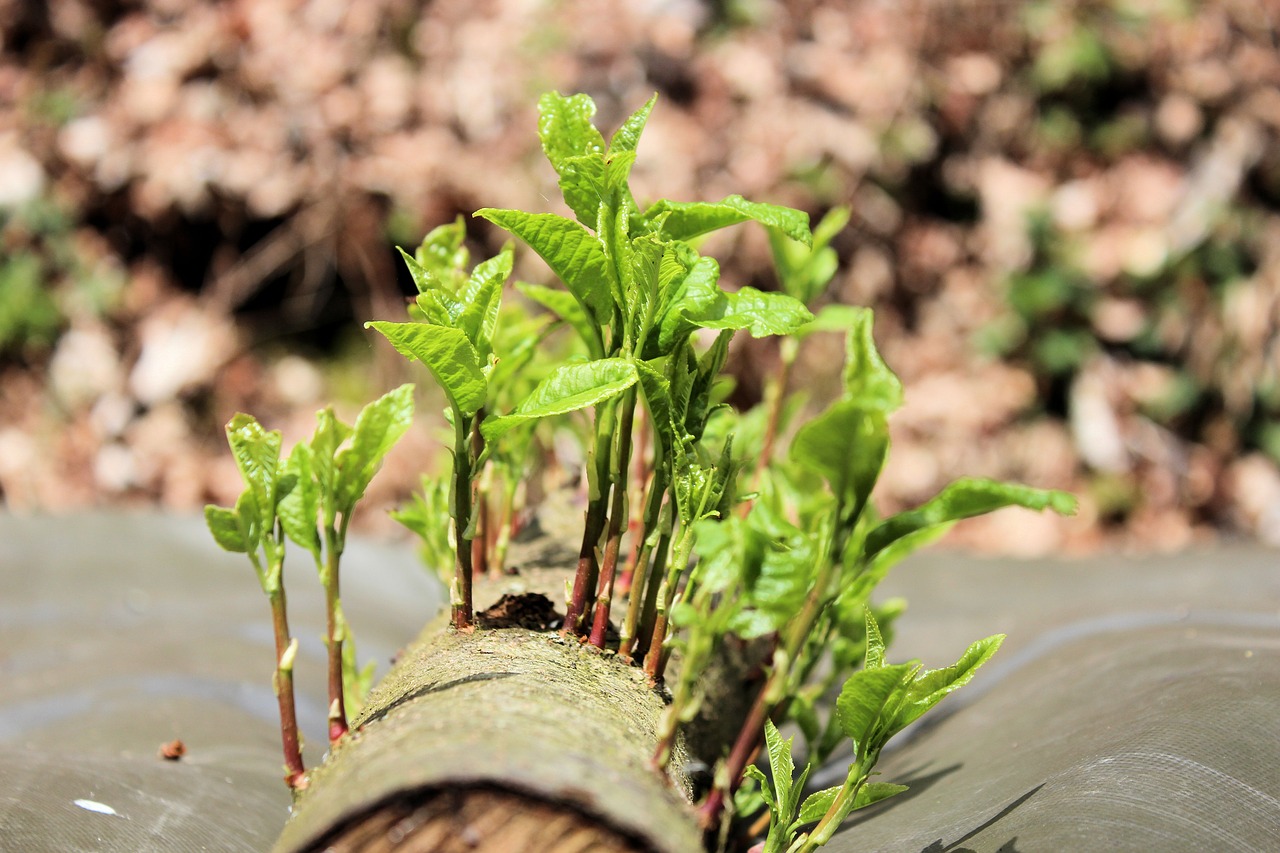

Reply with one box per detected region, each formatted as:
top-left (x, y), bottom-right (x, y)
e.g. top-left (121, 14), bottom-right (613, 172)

top-left (366, 322), bottom-right (486, 418)
top-left (609, 93), bottom-right (657, 155)
top-left (843, 309), bottom-right (903, 412)
top-left (414, 286), bottom-right (465, 328)
top-left (225, 413), bottom-right (283, 533)
top-left (890, 634), bottom-right (1006, 734)
top-left (277, 443), bottom-right (321, 558)
top-left (790, 401), bottom-right (889, 525)
top-left (864, 608), bottom-right (886, 671)
top-left (645, 195), bottom-right (812, 245)
top-left (335, 383), bottom-right (415, 512)
top-left (852, 782), bottom-right (909, 810)
top-left (762, 719), bottom-right (796, 820)
top-left (695, 287), bottom-right (814, 338)
top-left (397, 247), bottom-right (447, 296)
top-left (204, 505), bottom-right (248, 553)
top-left (537, 92), bottom-right (607, 226)
top-left (475, 209), bottom-right (612, 324)
top-left (413, 216), bottom-right (469, 284)
top-left (743, 765), bottom-right (777, 811)
top-left (458, 247), bottom-right (513, 355)
top-left (834, 663), bottom-right (915, 757)
top-left (516, 281), bottom-right (601, 356)
top-left (864, 478), bottom-right (1078, 562)
top-left (310, 408), bottom-right (351, 501)
top-left (797, 786), bottom-right (840, 825)
top-left (481, 358), bottom-right (639, 442)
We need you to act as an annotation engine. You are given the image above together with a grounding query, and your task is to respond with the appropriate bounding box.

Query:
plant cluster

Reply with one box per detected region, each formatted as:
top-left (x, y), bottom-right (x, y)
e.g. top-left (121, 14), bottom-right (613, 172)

top-left (204, 386), bottom-right (414, 787)
top-left (368, 92), bottom-right (1076, 850)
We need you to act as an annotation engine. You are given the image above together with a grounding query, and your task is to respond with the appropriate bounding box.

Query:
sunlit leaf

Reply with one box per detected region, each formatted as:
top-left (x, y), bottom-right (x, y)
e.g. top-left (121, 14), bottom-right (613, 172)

top-left (844, 309), bottom-right (903, 412)
top-left (225, 413), bottom-right (282, 532)
top-left (538, 92), bottom-right (607, 227)
top-left (204, 504), bottom-right (248, 553)
top-left (695, 287), bottom-right (814, 338)
top-left (645, 195), bottom-right (812, 245)
top-left (890, 634), bottom-right (1005, 734)
top-left (277, 443), bottom-right (320, 558)
top-left (458, 247), bottom-right (513, 355)
top-left (481, 358), bottom-right (638, 442)
top-left (335, 383), bottom-right (415, 512)
top-left (367, 322), bottom-right (486, 417)
top-left (865, 478), bottom-right (1078, 562)
top-left (791, 400), bottom-right (889, 525)
top-left (475, 209), bottom-right (613, 324)
top-left (835, 663), bottom-right (914, 757)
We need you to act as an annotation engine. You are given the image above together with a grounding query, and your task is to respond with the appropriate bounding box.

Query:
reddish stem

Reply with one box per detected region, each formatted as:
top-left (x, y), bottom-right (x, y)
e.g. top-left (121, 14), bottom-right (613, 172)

top-left (269, 586), bottom-right (307, 788)
top-left (323, 568), bottom-right (348, 743)
top-left (696, 682), bottom-right (771, 829)
top-left (564, 492), bottom-right (606, 635)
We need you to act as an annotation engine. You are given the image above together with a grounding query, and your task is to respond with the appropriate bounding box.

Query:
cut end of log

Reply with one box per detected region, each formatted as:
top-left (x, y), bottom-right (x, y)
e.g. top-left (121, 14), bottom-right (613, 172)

top-left (303, 785), bottom-right (654, 853)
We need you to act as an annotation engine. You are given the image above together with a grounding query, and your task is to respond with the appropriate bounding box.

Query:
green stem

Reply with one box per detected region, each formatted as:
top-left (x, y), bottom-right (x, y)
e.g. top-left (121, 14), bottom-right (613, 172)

top-left (322, 529), bottom-right (347, 742)
top-left (645, 523), bottom-right (697, 682)
top-left (589, 388), bottom-right (638, 648)
top-left (617, 464), bottom-right (667, 659)
top-left (451, 410), bottom-right (475, 630)
top-left (565, 402), bottom-right (616, 635)
top-left (794, 759), bottom-right (873, 853)
top-left (471, 414), bottom-right (489, 578)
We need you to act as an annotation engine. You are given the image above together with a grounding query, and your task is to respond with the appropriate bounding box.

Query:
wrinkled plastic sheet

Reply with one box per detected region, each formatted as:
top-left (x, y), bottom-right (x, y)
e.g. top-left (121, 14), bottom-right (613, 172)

top-left (2, 514), bottom-right (1277, 851)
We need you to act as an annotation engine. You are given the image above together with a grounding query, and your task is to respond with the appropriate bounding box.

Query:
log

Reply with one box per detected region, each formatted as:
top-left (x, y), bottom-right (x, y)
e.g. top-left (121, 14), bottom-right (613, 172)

top-left (272, 505), bottom-right (722, 853)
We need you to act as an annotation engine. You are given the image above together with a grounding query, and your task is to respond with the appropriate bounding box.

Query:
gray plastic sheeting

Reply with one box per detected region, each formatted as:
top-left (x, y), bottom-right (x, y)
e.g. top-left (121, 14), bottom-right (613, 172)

top-left (0, 514), bottom-right (438, 853)
top-left (2, 514), bottom-right (1278, 851)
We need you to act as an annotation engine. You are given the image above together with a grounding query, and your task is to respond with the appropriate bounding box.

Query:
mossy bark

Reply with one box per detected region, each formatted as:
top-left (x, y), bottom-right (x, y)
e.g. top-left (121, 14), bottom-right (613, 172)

top-left (272, 511), bottom-right (722, 853)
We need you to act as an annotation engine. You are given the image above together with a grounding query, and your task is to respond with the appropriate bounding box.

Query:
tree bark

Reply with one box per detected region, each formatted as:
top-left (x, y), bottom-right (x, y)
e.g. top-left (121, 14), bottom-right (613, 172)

top-left (271, 494), bottom-right (726, 853)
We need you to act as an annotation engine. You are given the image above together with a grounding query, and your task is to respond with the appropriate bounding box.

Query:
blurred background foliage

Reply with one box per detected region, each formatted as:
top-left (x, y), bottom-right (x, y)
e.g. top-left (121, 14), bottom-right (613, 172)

top-left (0, 0), bottom-right (1276, 552)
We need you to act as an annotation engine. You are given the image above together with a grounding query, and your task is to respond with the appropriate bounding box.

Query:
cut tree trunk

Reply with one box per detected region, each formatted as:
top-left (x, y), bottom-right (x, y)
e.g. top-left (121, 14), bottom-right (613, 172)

top-left (272, 512), bottom-right (745, 853)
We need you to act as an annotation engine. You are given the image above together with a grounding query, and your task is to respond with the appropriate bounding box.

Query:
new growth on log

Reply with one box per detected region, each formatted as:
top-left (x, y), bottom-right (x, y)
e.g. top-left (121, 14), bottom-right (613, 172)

top-left (209, 92), bottom-right (1077, 852)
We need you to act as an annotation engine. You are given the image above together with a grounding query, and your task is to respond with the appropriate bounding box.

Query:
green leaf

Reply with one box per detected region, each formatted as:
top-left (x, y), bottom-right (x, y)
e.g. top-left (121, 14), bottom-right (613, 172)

top-left (695, 287), bottom-right (814, 338)
top-left (790, 400), bottom-right (889, 525)
top-left (538, 92), bottom-right (607, 227)
top-left (475, 209), bottom-right (612, 325)
top-left (891, 634), bottom-right (1005, 734)
top-left (367, 322), bottom-right (486, 418)
top-left (277, 443), bottom-right (321, 559)
top-left (762, 719), bottom-right (796, 819)
top-left (800, 304), bottom-right (867, 337)
top-left (310, 408), bottom-right (351, 502)
top-left (397, 247), bottom-right (446, 297)
top-left (481, 358), bottom-right (638, 442)
top-left (335, 384), bottom-right (415, 513)
top-left (843, 309), bottom-right (903, 412)
top-left (835, 663), bottom-right (915, 756)
top-left (413, 216), bottom-right (469, 284)
top-left (635, 359), bottom-right (677, 453)
top-left (652, 254), bottom-right (722, 355)
top-left (515, 281), bottom-right (600, 356)
top-left (853, 782), bottom-right (908, 811)
top-left (225, 413), bottom-right (282, 533)
top-left (865, 478), bottom-right (1078, 562)
top-left (610, 93), bottom-right (657, 154)
top-left (798, 786), bottom-right (840, 825)
top-left (204, 504), bottom-right (248, 553)
top-left (458, 247), bottom-right (513, 355)
top-left (743, 765), bottom-right (776, 811)
top-left (864, 608), bottom-right (886, 670)
top-left (769, 205), bottom-right (849, 305)
top-left (645, 195), bottom-right (812, 245)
